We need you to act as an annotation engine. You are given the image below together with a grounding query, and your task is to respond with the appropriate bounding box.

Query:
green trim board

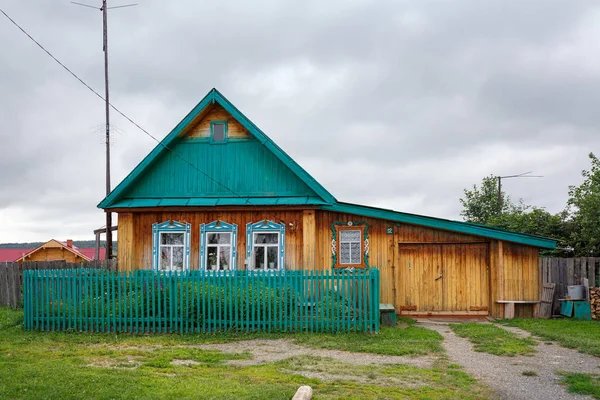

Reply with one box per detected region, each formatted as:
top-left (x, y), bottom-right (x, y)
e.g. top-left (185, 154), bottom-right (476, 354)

top-left (322, 202), bottom-right (557, 249)
top-left (107, 197), bottom-right (329, 208)
top-left (98, 88), bottom-right (336, 209)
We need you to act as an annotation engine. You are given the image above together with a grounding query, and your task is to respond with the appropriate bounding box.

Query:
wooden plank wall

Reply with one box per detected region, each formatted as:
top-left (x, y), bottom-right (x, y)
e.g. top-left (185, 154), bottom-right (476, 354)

top-left (184, 104), bottom-right (250, 139)
top-left (19, 247), bottom-right (86, 263)
top-left (539, 257), bottom-right (599, 315)
top-left (0, 260), bottom-right (116, 309)
top-left (315, 211), bottom-right (393, 303)
top-left (502, 242), bottom-right (539, 317)
top-left (118, 210), bottom-right (305, 272)
top-left (116, 209), bottom-right (546, 318)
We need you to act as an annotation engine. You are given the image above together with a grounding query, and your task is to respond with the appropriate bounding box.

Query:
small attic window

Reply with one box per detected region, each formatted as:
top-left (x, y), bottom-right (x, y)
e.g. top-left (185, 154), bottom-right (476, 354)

top-left (210, 121), bottom-right (228, 143)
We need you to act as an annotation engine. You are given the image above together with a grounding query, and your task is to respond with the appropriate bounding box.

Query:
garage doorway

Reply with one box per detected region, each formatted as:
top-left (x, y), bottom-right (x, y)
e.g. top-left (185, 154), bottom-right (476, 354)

top-left (396, 243), bottom-right (489, 315)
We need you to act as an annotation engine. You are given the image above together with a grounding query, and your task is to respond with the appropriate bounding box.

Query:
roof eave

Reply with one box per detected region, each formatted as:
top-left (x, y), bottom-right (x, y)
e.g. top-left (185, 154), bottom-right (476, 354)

top-left (322, 202), bottom-right (557, 249)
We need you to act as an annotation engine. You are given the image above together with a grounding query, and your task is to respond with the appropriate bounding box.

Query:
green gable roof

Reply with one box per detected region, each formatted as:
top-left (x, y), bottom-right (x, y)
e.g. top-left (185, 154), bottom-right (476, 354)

top-left (98, 88), bottom-right (337, 209)
top-left (98, 88), bottom-right (557, 249)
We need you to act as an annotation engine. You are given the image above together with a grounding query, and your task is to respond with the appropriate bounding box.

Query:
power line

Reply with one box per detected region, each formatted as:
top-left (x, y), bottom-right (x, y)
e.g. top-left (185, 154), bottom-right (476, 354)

top-left (0, 6), bottom-right (250, 200)
top-left (0, 7), bottom-right (296, 230)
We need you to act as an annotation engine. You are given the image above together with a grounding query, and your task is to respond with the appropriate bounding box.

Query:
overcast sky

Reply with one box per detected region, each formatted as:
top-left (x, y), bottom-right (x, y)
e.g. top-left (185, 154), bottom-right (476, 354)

top-left (1, 0), bottom-right (599, 243)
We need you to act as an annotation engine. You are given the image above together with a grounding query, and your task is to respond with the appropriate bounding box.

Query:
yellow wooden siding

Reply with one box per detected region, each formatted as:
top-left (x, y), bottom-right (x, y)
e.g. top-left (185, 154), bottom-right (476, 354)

top-left (116, 209), bottom-right (540, 317)
top-left (183, 104), bottom-right (251, 139)
top-left (19, 247), bottom-right (85, 263)
top-left (396, 243), bottom-right (489, 314)
top-left (502, 242), bottom-right (539, 317)
top-left (117, 213), bottom-right (135, 272)
top-left (315, 211), bottom-right (395, 303)
top-left (120, 210), bottom-right (304, 271)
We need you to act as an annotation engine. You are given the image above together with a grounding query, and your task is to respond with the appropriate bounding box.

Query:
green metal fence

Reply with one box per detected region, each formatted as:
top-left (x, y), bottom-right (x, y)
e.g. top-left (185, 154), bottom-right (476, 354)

top-left (23, 268), bottom-right (380, 334)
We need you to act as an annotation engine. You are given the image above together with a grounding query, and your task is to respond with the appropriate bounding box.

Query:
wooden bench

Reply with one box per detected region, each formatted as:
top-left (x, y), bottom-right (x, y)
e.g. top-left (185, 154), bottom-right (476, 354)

top-left (496, 300), bottom-right (540, 319)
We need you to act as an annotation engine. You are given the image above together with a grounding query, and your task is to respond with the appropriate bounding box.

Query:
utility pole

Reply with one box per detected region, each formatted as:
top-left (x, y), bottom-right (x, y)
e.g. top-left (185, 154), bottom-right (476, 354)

top-left (103, 0), bottom-right (112, 260)
top-left (496, 172), bottom-right (543, 211)
top-left (72, 1), bottom-right (137, 260)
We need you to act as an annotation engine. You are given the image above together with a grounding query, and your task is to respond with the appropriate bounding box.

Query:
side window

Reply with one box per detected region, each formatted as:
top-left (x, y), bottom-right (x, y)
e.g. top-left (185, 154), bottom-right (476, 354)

top-left (152, 220), bottom-right (191, 271)
top-left (200, 220), bottom-right (238, 271)
top-left (246, 220), bottom-right (285, 271)
top-left (332, 222), bottom-right (369, 269)
top-left (339, 230), bottom-right (361, 265)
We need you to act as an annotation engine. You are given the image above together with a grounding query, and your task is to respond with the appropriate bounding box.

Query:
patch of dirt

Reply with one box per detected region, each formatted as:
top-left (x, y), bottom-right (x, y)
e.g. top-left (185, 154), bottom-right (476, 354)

top-left (196, 339), bottom-right (436, 368)
top-left (171, 359), bottom-right (203, 367)
top-left (88, 344), bottom-right (161, 351)
top-left (284, 369), bottom-right (426, 387)
top-left (87, 355), bottom-right (141, 369)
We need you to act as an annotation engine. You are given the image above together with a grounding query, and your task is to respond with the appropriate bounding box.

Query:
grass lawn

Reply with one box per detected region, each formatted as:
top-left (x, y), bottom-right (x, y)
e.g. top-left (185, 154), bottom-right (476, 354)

top-left (450, 323), bottom-right (537, 356)
top-left (502, 318), bottom-right (600, 357)
top-left (294, 317), bottom-right (444, 356)
top-left (559, 372), bottom-right (600, 399)
top-left (0, 308), bottom-right (489, 399)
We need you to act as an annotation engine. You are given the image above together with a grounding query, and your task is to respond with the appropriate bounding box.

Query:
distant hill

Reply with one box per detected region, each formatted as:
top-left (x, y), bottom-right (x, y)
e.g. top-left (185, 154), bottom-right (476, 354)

top-left (0, 241), bottom-right (118, 249)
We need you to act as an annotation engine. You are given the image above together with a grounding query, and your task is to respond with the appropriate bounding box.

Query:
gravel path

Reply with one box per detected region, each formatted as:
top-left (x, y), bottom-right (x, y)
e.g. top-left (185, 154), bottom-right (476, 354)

top-left (198, 339), bottom-right (437, 368)
top-left (421, 321), bottom-right (600, 400)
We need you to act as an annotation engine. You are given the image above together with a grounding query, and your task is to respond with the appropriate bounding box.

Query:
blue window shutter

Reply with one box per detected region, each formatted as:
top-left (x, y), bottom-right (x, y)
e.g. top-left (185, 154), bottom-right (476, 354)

top-left (152, 222), bottom-right (158, 271)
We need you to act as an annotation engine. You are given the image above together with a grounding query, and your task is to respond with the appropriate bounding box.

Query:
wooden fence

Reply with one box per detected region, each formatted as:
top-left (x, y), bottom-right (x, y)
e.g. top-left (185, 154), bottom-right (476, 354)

top-left (23, 269), bottom-right (380, 334)
top-left (0, 260), bottom-right (116, 308)
top-left (539, 257), bottom-right (599, 315)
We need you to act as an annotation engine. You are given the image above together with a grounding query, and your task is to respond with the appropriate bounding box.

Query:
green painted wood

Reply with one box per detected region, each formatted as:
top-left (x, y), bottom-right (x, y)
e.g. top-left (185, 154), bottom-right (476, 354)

top-left (24, 269), bottom-right (380, 334)
top-left (98, 88), bottom-right (336, 209)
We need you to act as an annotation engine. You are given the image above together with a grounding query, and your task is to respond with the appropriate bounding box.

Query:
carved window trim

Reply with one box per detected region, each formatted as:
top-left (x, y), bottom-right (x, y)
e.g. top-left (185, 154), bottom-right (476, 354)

top-left (331, 221), bottom-right (370, 270)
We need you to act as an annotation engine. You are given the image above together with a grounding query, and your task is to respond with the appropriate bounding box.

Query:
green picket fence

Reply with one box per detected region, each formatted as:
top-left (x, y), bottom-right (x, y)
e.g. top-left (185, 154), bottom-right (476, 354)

top-left (23, 268), bottom-right (380, 334)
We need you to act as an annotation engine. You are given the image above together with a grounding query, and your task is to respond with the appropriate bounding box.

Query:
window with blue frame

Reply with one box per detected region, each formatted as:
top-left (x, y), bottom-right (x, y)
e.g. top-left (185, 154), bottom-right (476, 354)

top-left (200, 220), bottom-right (238, 271)
top-left (246, 220), bottom-right (285, 271)
top-left (152, 220), bottom-right (191, 271)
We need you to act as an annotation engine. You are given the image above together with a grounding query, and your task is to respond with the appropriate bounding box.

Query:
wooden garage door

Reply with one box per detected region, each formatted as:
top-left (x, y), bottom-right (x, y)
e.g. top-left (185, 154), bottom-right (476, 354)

top-left (396, 243), bottom-right (489, 314)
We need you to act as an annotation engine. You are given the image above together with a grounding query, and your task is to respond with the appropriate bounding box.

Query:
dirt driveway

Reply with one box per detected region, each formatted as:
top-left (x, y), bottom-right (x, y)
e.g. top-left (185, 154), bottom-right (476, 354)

top-left (421, 321), bottom-right (600, 400)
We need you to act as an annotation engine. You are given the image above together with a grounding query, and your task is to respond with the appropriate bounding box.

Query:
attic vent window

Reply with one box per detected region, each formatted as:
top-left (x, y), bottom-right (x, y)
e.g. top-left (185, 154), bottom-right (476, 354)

top-left (210, 121), bottom-right (228, 143)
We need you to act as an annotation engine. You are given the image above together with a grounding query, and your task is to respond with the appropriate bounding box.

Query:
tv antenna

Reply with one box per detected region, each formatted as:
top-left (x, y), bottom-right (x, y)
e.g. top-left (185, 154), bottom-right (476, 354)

top-left (496, 171), bottom-right (543, 210)
top-left (72, 1), bottom-right (137, 260)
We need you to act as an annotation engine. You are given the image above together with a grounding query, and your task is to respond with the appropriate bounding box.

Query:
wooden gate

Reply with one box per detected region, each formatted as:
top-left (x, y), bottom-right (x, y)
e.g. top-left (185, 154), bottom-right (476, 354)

top-left (396, 243), bottom-right (489, 315)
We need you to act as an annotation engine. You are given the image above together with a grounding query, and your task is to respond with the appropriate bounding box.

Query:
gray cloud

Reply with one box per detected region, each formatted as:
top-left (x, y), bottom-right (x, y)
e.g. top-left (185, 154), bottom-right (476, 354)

top-left (1, 0), bottom-right (599, 242)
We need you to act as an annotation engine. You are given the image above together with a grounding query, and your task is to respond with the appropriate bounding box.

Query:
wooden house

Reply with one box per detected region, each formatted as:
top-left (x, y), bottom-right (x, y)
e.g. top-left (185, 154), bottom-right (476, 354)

top-left (99, 89), bottom-right (557, 319)
top-left (15, 239), bottom-right (93, 263)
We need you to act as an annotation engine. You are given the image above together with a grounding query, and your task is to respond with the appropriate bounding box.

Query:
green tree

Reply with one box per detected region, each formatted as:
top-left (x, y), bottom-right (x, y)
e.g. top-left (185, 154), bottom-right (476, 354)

top-left (460, 175), bottom-right (573, 256)
top-left (459, 175), bottom-right (518, 224)
top-left (566, 153), bottom-right (600, 256)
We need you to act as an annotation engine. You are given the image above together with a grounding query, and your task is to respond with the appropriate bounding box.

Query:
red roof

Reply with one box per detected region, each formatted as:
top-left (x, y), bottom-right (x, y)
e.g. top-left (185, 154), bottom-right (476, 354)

top-left (0, 246), bottom-right (106, 262)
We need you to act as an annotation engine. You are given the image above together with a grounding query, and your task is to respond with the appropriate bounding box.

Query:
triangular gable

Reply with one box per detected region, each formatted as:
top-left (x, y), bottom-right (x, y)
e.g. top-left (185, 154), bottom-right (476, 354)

top-left (98, 89), bottom-right (336, 208)
top-left (17, 239), bottom-right (92, 262)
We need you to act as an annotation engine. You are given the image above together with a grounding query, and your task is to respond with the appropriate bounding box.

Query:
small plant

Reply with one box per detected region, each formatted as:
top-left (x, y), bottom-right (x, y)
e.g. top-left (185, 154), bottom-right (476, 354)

top-left (522, 370), bottom-right (538, 377)
top-left (208, 252), bottom-right (218, 269)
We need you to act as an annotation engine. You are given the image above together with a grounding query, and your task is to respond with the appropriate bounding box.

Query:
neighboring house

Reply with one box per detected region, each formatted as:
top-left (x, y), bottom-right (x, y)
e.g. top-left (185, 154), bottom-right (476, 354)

top-left (1, 240), bottom-right (106, 263)
top-left (98, 88), bottom-right (557, 318)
